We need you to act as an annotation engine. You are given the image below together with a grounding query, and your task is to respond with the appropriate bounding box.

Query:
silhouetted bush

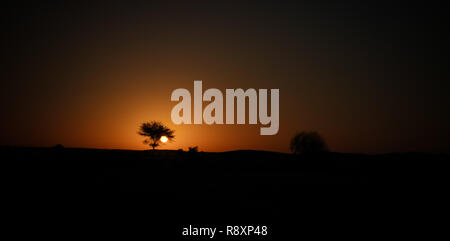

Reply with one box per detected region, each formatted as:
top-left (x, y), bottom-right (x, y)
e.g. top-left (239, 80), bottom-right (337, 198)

top-left (53, 144), bottom-right (64, 149)
top-left (188, 146), bottom-right (198, 153)
top-left (290, 131), bottom-right (329, 154)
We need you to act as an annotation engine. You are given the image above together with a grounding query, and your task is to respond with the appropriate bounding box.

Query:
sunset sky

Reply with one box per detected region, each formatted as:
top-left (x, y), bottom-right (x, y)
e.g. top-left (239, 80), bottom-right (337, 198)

top-left (1, 1), bottom-right (449, 153)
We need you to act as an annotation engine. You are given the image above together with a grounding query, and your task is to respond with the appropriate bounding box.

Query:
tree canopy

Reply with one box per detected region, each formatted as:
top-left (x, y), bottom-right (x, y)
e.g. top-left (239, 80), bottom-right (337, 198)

top-left (290, 131), bottom-right (329, 154)
top-left (138, 121), bottom-right (175, 150)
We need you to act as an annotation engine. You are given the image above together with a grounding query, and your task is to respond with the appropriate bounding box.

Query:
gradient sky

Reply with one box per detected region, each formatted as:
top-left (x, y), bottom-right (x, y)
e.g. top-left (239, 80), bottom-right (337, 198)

top-left (1, 1), bottom-right (449, 153)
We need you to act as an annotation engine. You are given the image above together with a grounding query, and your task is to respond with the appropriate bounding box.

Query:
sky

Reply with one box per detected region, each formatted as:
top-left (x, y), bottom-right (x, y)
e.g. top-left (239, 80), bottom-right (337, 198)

top-left (1, 1), bottom-right (449, 153)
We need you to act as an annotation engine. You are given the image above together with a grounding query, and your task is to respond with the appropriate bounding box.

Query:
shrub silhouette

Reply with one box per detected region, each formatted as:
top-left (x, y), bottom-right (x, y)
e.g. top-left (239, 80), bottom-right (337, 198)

top-left (138, 121), bottom-right (175, 150)
top-left (53, 144), bottom-right (64, 149)
top-left (290, 131), bottom-right (329, 154)
top-left (188, 146), bottom-right (198, 153)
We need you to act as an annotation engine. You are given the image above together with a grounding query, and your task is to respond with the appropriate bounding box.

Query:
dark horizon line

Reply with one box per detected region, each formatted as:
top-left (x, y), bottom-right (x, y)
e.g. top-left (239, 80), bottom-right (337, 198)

top-left (1, 145), bottom-right (449, 156)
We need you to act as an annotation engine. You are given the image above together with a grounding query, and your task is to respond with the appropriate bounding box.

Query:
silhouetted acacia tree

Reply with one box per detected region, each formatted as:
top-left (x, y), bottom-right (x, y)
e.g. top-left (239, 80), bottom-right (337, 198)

top-left (290, 131), bottom-right (329, 154)
top-left (138, 121), bottom-right (175, 150)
